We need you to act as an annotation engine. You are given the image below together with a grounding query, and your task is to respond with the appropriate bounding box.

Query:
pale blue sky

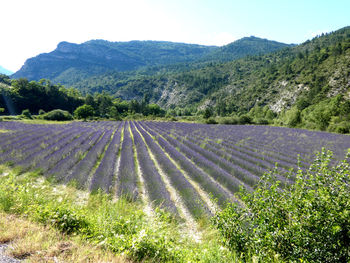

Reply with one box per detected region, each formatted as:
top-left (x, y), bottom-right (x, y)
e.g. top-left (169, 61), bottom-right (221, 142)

top-left (1, 0), bottom-right (349, 72)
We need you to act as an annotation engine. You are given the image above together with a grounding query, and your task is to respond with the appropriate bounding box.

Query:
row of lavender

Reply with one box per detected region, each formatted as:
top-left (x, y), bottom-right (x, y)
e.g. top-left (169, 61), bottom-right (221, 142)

top-left (0, 121), bottom-right (349, 219)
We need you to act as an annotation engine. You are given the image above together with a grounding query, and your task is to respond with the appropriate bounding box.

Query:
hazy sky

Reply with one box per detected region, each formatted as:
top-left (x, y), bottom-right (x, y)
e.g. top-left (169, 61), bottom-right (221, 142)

top-left (1, 0), bottom-right (349, 72)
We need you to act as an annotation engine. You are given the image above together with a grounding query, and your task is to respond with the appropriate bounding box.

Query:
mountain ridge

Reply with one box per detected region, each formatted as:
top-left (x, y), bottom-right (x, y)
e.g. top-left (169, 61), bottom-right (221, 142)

top-left (12, 37), bottom-right (291, 85)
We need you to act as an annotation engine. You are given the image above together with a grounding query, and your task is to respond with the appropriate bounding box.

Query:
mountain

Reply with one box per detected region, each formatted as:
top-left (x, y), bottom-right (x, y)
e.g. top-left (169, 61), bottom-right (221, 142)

top-left (12, 40), bottom-right (216, 83)
top-left (12, 37), bottom-right (291, 85)
top-left (0, 66), bottom-right (13, 75)
top-left (72, 27), bottom-right (350, 121)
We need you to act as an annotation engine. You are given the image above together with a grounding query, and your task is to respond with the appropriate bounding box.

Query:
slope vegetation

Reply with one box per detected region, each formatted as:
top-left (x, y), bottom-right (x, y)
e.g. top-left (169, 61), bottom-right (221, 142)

top-left (12, 37), bottom-right (290, 87)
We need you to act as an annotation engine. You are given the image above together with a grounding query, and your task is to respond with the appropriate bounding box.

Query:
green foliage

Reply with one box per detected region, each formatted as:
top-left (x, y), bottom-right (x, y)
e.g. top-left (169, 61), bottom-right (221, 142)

top-left (286, 107), bottom-right (302, 127)
top-left (74, 104), bottom-right (94, 120)
top-left (237, 115), bottom-right (252, 124)
top-left (0, 78), bottom-right (83, 115)
top-left (213, 149), bottom-right (350, 262)
top-left (21, 109), bottom-right (32, 119)
top-left (37, 205), bottom-right (89, 235)
top-left (43, 109), bottom-right (73, 121)
top-left (205, 117), bottom-right (218, 124)
top-left (203, 107), bottom-right (213, 119)
top-left (217, 116), bottom-right (239, 125)
top-left (108, 106), bottom-right (122, 120)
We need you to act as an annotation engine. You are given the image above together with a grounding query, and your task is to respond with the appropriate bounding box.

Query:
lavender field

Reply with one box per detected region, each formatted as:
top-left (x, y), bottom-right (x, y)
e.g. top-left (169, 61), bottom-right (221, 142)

top-left (0, 120), bottom-right (349, 219)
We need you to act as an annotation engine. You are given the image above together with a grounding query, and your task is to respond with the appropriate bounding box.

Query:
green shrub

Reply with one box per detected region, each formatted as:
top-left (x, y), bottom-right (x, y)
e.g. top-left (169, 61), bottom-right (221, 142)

top-left (213, 149), bottom-right (350, 262)
top-left (21, 109), bottom-right (32, 119)
top-left (43, 109), bottom-right (73, 121)
top-left (238, 115), bottom-right (252, 124)
top-left (205, 117), bottom-right (218, 124)
top-left (41, 206), bottom-right (89, 234)
top-left (328, 121), bottom-right (350, 134)
top-left (218, 117), bottom-right (239, 125)
top-left (254, 118), bottom-right (269, 125)
top-left (38, 109), bottom-right (46, 115)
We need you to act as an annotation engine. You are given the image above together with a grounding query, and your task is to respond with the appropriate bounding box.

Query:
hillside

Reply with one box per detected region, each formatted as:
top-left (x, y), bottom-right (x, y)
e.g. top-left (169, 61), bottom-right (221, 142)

top-left (84, 27), bottom-right (350, 121)
top-left (12, 37), bottom-right (290, 86)
top-left (12, 40), bottom-right (216, 84)
top-left (202, 36), bottom-right (292, 62)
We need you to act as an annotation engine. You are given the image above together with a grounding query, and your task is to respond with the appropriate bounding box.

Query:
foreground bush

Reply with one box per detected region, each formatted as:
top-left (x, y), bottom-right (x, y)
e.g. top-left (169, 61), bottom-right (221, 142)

top-left (213, 149), bottom-right (350, 262)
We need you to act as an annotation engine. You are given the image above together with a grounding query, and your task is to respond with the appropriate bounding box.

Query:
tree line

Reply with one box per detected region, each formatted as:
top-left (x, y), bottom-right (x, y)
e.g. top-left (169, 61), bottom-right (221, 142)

top-left (0, 75), bottom-right (165, 120)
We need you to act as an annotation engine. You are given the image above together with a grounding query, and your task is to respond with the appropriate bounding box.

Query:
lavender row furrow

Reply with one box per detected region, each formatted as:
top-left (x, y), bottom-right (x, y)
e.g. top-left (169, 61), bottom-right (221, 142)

top-left (90, 122), bottom-right (123, 193)
top-left (139, 122), bottom-right (233, 207)
top-left (148, 121), bottom-right (309, 170)
top-left (158, 128), bottom-right (261, 187)
top-left (130, 122), bottom-right (177, 214)
top-left (38, 130), bottom-right (96, 173)
top-left (135, 122), bottom-right (210, 218)
top-left (0, 128), bottom-right (55, 160)
top-left (64, 129), bottom-right (114, 186)
top-left (16, 128), bottom-right (84, 170)
top-left (144, 122), bottom-right (251, 194)
top-left (116, 122), bottom-right (139, 200)
top-left (2, 127), bottom-right (73, 164)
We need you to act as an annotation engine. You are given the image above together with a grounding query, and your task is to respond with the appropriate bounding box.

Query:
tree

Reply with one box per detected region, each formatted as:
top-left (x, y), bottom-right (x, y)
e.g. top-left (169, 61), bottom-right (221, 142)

top-left (145, 103), bottom-right (164, 116)
top-left (109, 106), bottom-right (122, 120)
top-left (74, 104), bottom-right (94, 120)
top-left (203, 107), bottom-right (213, 119)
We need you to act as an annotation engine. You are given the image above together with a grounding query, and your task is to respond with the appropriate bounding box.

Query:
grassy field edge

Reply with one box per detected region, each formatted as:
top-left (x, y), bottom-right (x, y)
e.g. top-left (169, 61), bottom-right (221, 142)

top-left (0, 164), bottom-right (239, 263)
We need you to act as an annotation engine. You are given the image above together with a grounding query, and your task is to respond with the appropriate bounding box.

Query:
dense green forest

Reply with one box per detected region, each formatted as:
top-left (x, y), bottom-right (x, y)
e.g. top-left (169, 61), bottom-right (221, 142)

top-left (0, 75), bottom-right (165, 120)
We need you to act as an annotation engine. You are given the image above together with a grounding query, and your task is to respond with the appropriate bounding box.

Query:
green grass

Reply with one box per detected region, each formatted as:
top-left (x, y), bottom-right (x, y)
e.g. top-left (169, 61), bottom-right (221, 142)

top-left (0, 165), bottom-right (239, 262)
top-left (15, 119), bottom-right (74, 125)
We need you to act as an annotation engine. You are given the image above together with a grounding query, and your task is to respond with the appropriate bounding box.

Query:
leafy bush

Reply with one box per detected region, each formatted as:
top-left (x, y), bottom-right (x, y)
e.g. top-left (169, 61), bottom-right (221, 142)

top-left (205, 117), bottom-right (218, 124)
top-left (213, 149), bottom-right (350, 262)
top-left (238, 115), bottom-right (252, 124)
top-left (21, 109), bottom-right (32, 119)
top-left (218, 117), bottom-right (239, 125)
top-left (38, 206), bottom-right (89, 234)
top-left (328, 120), bottom-right (350, 134)
top-left (43, 109), bottom-right (73, 121)
top-left (254, 118), bottom-right (269, 125)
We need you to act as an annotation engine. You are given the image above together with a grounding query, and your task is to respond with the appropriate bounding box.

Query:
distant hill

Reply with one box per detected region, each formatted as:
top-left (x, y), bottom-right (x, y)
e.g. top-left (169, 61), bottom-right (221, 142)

top-left (12, 40), bottom-right (216, 83)
top-left (0, 66), bottom-right (13, 75)
top-left (12, 37), bottom-right (291, 85)
top-left (203, 36), bottom-right (292, 61)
